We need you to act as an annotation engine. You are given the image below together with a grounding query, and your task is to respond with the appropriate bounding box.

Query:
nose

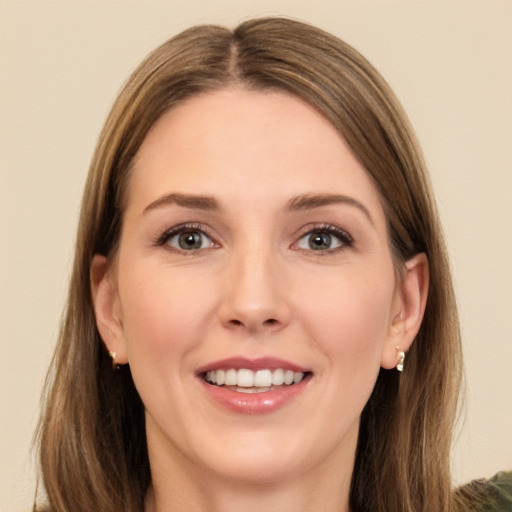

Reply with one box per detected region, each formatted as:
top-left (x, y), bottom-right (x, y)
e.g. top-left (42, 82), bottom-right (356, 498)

top-left (218, 245), bottom-right (291, 334)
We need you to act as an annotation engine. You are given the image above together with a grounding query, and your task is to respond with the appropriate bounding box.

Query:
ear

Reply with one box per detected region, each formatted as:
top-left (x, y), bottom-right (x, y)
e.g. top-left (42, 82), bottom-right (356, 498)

top-left (381, 253), bottom-right (429, 369)
top-left (90, 254), bottom-right (128, 364)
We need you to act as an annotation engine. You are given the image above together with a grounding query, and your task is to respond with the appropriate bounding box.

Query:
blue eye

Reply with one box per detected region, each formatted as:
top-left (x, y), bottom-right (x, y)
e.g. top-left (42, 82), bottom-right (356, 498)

top-left (159, 226), bottom-right (214, 251)
top-left (296, 227), bottom-right (352, 251)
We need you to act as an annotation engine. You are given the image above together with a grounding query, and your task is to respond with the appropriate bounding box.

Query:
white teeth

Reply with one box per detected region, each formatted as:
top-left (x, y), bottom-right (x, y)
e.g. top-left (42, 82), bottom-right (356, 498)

top-left (284, 370), bottom-right (294, 385)
top-left (235, 386), bottom-right (271, 393)
top-left (216, 369), bottom-right (225, 385)
top-left (254, 369), bottom-right (272, 387)
top-left (237, 369), bottom-right (254, 387)
top-left (272, 368), bottom-right (285, 385)
top-left (225, 369), bottom-right (237, 386)
top-left (205, 368), bottom-right (306, 388)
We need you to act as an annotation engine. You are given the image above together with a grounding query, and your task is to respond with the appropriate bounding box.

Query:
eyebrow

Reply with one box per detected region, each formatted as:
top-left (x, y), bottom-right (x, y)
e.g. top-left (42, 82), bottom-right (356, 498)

top-left (142, 193), bottom-right (220, 215)
top-left (142, 191), bottom-right (373, 224)
top-left (287, 193), bottom-right (374, 224)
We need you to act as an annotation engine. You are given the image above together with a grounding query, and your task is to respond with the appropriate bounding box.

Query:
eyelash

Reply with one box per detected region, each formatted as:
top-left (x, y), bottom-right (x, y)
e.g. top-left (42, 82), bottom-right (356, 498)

top-left (155, 223), bottom-right (216, 251)
top-left (295, 224), bottom-right (354, 253)
top-left (154, 223), bottom-right (354, 253)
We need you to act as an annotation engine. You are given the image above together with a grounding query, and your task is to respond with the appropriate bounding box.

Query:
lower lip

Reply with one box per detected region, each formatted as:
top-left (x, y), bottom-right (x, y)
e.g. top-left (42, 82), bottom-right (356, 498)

top-left (199, 376), bottom-right (311, 414)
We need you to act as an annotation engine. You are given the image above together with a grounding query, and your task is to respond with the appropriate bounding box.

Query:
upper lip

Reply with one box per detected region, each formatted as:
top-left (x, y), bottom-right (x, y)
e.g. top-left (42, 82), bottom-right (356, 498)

top-left (196, 356), bottom-right (310, 375)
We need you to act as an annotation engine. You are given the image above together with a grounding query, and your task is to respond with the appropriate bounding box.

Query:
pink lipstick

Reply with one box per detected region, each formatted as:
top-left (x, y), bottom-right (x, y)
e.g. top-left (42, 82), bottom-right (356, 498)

top-left (196, 357), bottom-right (312, 414)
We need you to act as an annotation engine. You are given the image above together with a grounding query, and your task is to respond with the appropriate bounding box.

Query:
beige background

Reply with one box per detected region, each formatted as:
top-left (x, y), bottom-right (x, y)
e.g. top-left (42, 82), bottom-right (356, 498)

top-left (1, 1), bottom-right (511, 510)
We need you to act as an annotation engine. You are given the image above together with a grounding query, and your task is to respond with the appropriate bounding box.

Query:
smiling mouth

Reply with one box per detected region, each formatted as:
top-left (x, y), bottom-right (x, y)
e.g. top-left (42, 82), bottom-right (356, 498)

top-left (202, 368), bottom-right (309, 394)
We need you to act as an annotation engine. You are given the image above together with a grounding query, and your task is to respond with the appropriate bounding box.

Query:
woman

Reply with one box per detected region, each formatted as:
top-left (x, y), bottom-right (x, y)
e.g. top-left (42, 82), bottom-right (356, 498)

top-left (35, 17), bottom-right (510, 512)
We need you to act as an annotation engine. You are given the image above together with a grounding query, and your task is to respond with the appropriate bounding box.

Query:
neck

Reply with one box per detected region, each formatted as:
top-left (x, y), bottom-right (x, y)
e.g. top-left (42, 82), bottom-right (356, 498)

top-left (146, 468), bottom-right (352, 512)
top-left (144, 427), bottom-right (356, 512)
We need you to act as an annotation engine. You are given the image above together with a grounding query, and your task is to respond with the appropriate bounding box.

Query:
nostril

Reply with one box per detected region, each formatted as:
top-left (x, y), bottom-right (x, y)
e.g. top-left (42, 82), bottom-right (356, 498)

top-left (227, 318), bottom-right (278, 328)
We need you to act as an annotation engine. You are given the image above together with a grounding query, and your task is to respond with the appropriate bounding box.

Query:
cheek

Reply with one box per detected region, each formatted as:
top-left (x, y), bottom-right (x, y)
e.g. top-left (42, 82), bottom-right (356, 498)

top-left (115, 260), bottom-right (223, 432)
top-left (117, 262), bottom-right (216, 368)
top-left (297, 264), bottom-right (395, 369)
top-left (283, 263), bottom-right (396, 453)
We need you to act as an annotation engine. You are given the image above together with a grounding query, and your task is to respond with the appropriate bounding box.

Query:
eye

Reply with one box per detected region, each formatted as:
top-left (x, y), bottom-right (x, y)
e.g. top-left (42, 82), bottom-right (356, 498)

top-left (172, 230), bottom-right (212, 250)
top-left (157, 225), bottom-right (215, 252)
top-left (295, 226), bottom-right (353, 252)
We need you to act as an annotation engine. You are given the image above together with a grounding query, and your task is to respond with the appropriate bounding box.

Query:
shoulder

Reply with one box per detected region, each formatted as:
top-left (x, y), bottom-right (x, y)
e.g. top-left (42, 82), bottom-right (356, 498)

top-left (483, 472), bottom-right (512, 511)
top-left (454, 471), bottom-right (512, 512)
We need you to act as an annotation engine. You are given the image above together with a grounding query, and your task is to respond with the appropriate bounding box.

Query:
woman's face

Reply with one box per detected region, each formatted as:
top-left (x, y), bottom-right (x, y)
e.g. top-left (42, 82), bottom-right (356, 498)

top-left (95, 88), bottom-right (418, 485)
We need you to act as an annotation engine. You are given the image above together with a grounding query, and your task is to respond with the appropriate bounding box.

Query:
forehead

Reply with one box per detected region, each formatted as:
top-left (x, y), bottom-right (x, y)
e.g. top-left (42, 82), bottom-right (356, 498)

top-left (127, 88), bottom-right (385, 225)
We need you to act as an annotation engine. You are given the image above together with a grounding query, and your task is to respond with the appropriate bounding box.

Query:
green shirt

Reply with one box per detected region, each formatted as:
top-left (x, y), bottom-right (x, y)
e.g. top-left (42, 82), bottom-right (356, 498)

top-left (481, 472), bottom-right (512, 511)
top-left (456, 471), bottom-right (512, 511)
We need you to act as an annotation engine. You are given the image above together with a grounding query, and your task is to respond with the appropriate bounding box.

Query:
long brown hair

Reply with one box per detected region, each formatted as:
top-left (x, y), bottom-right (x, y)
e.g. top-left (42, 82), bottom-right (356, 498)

top-left (36, 17), bottom-right (462, 512)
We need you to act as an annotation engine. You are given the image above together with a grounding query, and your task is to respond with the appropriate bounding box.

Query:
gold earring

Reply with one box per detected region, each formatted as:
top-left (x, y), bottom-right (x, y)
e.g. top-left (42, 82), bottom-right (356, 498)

top-left (108, 351), bottom-right (119, 371)
top-left (396, 347), bottom-right (405, 372)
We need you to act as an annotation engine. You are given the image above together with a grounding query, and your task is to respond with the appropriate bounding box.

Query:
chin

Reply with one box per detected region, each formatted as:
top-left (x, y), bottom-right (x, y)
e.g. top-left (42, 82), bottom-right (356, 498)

top-left (191, 429), bottom-right (322, 485)
top-left (205, 452), bottom-right (302, 485)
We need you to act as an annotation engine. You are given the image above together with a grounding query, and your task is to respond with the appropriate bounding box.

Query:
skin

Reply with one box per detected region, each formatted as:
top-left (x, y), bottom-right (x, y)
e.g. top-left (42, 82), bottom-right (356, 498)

top-left (91, 88), bottom-right (428, 512)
